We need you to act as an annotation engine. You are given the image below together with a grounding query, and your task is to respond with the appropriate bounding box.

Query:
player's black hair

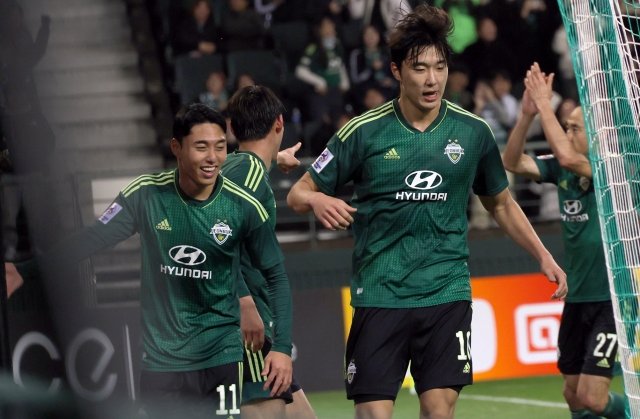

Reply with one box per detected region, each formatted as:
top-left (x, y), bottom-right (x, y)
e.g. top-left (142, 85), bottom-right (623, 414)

top-left (226, 85), bottom-right (286, 142)
top-left (388, 5), bottom-right (454, 71)
top-left (173, 103), bottom-right (227, 144)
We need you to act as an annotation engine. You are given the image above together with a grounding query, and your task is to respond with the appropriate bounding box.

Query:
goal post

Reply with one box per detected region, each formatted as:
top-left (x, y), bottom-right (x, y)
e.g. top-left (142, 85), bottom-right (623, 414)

top-left (557, 0), bottom-right (640, 416)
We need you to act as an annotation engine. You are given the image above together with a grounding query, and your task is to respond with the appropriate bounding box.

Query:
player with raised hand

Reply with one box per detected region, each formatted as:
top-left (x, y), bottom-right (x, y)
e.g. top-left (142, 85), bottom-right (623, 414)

top-left (5, 104), bottom-right (293, 419)
top-left (503, 62), bottom-right (625, 419)
top-left (222, 85), bottom-right (317, 419)
top-left (287, 6), bottom-right (567, 419)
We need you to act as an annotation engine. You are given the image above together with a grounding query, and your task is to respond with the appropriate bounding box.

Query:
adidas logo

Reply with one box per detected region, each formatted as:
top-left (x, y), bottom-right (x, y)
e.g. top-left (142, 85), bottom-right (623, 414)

top-left (559, 180), bottom-right (568, 190)
top-left (384, 148), bottom-right (401, 159)
top-left (156, 219), bottom-right (172, 231)
top-left (463, 362), bottom-right (471, 373)
top-left (597, 358), bottom-right (610, 368)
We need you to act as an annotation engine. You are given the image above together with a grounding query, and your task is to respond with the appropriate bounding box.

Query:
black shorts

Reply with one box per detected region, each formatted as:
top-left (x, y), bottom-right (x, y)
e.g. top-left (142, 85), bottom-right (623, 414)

top-left (242, 336), bottom-right (300, 404)
top-left (140, 362), bottom-right (242, 419)
top-left (345, 301), bottom-right (473, 403)
top-left (558, 301), bottom-right (618, 377)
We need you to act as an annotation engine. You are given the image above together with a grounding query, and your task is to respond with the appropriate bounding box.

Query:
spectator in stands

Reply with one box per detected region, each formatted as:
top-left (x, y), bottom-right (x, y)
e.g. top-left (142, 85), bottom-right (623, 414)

top-left (491, 70), bottom-right (518, 129)
top-left (254, 0), bottom-right (283, 17)
top-left (199, 71), bottom-right (229, 111)
top-left (348, 0), bottom-right (411, 36)
top-left (235, 73), bottom-right (256, 91)
top-left (295, 16), bottom-right (349, 125)
top-left (349, 25), bottom-right (397, 110)
top-left (473, 80), bottom-right (512, 146)
top-left (443, 63), bottom-right (473, 111)
top-left (171, 0), bottom-right (219, 57)
top-left (460, 16), bottom-right (515, 90)
top-left (363, 87), bottom-right (386, 111)
top-left (220, 0), bottom-right (265, 52)
top-left (435, 0), bottom-right (477, 54)
top-left (552, 25), bottom-right (578, 101)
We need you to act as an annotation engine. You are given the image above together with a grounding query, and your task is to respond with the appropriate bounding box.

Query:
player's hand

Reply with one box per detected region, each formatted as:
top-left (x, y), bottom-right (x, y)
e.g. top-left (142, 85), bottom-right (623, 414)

top-left (540, 256), bottom-right (568, 300)
top-left (524, 62), bottom-right (554, 106)
top-left (5, 262), bottom-right (24, 298)
top-left (240, 296), bottom-right (265, 352)
top-left (521, 89), bottom-right (538, 116)
top-left (262, 351), bottom-right (292, 397)
top-left (277, 142), bottom-right (302, 174)
top-left (308, 193), bottom-right (357, 230)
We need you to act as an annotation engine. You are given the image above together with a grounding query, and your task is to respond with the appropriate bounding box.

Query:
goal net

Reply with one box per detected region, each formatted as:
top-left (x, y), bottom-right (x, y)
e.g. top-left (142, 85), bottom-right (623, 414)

top-left (557, 0), bottom-right (640, 415)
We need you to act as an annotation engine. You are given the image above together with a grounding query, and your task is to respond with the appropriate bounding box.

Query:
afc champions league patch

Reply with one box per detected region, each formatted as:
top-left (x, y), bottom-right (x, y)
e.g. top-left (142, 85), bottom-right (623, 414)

top-left (347, 360), bottom-right (356, 384)
top-left (99, 203), bottom-right (123, 225)
top-left (312, 148), bottom-right (334, 173)
top-left (210, 220), bottom-right (233, 245)
top-left (444, 140), bottom-right (464, 164)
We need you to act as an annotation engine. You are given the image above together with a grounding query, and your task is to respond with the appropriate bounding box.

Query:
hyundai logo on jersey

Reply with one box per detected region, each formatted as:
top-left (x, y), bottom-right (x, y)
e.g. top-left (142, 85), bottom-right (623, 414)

top-left (405, 171), bottom-right (443, 190)
top-left (169, 245), bottom-right (207, 266)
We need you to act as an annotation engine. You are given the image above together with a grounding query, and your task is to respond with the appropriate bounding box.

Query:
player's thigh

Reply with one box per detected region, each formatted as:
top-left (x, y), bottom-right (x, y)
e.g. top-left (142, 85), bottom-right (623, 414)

top-left (242, 337), bottom-right (295, 405)
top-left (184, 362), bottom-right (243, 419)
top-left (558, 303), bottom-right (590, 375)
top-left (410, 301), bottom-right (473, 395)
top-left (345, 307), bottom-right (412, 402)
top-left (285, 389), bottom-right (317, 419)
top-left (139, 370), bottom-right (186, 418)
top-left (576, 373), bottom-right (612, 409)
top-left (419, 387), bottom-right (458, 419)
top-left (581, 302), bottom-right (618, 377)
top-left (241, 398), bottom-right (286, 419)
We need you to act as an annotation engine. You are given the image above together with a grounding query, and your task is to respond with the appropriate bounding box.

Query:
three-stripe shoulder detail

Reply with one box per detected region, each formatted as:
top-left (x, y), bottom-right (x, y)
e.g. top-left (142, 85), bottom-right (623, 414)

top-left (245, 155), bottom-right (265, 192)
top-left (122, 171), bottom-right (175, 198)
top-left (445, 102), bottom-right (495, 136)
top-left (337, 102), bottom-right (394, 142)
top-left (222, 178), bottom-right (269, 222)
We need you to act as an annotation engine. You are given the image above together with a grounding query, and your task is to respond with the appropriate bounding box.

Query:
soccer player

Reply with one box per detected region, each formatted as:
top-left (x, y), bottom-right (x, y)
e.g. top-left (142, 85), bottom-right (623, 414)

top-left (502, 62), bottom-right (625, 419)
top-left (222, 85), bottom-right (317, 419)
top-left (5, 104), bottom-right (293, 419)
top-left (287, 6), bottom-right (568, 419)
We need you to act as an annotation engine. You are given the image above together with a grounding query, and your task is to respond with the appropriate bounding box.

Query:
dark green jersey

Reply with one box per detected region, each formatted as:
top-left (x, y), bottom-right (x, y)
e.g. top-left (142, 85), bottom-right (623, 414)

top-left (309, 99), bottom-right (508, 308)
top-left (22, 170), bottom-right (289, 372)
top-left (299, 42), bottom-right (345, 87)
top-left (535, 156), bottom-right (610, 302)
top-left (221, 151), bottom-right (276, 338)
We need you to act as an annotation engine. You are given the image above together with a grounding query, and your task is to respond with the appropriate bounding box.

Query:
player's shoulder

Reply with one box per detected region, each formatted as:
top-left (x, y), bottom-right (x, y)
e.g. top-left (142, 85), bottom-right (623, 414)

top-left (443, 100), bottom-right (493, 135)
top-left (336, 100), bottom-right (397, 143)
top-left (120, 169), bottom-right (176, 199)
top-left (222, 152), bottom-right (266, 193)
top-left (220, 176), bottom-right (269, 222)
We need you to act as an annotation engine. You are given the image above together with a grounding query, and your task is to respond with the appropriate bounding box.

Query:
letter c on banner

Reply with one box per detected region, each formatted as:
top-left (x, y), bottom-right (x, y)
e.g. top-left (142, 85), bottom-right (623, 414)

top-left (12, 332), bottom-right (62, 394)
top-left (66, 328), bottom-right (117, 402)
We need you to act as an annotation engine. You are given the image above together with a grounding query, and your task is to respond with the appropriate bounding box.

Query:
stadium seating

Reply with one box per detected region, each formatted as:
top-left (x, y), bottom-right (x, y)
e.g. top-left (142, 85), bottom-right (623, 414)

top-left (270, 21), bottom-right (309, 72)
top-left (226, 50), bottom-right (285, 94)
top-left (174, 54), bottom-right (225, 104)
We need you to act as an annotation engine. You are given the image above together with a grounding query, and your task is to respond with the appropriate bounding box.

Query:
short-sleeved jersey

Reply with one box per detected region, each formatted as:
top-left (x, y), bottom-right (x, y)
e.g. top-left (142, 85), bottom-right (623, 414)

top-left (221, 151), bottom-right (276, 338)
top-left (92, 169), bottom-right (283, 372)
top-left (535, 156), bottom-right (610, 302)
top-left (309, 99), bottom-right (508, 308)
top-left (299, 42), bottom-right (345, 88)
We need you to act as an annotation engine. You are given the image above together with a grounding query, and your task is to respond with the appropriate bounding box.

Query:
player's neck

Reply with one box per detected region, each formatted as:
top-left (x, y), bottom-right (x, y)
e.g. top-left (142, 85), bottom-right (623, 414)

top-left (177, 171), bottom-right (216, 201)
top-left (398, 95), bottom-right (441, 132)
top-left (239, 139), bottom-right (275, 169)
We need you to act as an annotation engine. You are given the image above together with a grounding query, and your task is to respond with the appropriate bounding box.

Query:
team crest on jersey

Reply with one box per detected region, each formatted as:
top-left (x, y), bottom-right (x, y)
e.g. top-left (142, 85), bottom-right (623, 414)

top-left (579, 176), bottom-right (590, 191)
top-left (211, 220), bottom-right (233, 245)
top-left (347, 360), bottom-right (356, 384)
top-left (444, 140), bottom-right (464, 164)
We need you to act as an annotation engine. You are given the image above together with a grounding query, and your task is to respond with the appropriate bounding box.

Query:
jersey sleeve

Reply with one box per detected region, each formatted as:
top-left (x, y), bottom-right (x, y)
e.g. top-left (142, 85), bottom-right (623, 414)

top-left (472, 124), bottom-right (510, 196)
top-left (534, 155), bottom-right (562, 185)
top-left (308, 131), bottom-right (361, 196)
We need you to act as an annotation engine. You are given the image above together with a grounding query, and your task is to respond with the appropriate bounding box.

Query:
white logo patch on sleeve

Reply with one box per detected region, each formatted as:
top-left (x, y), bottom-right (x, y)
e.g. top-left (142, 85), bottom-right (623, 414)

top-left (312, 148), bottom-right (334, 173)
top-left (98, 203), bottom-right (123, 224)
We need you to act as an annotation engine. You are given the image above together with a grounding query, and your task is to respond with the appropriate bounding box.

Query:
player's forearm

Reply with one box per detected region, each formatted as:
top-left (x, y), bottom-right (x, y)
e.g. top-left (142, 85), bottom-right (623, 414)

top-left (261, 263), bottom-right (292, 355)
top-left (489, 195), bottom-right (553, 263)
top-left (287, 178), bottom-right (319, 215)
top-left (537, 101), bottom-right (578, 165)
top-left (503, 113), bottom-right (534, 174)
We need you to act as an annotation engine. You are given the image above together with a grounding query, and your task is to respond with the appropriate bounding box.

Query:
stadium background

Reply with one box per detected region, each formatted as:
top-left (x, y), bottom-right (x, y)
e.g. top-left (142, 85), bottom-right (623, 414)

top-left (0, 0), bottom-right (609, 417)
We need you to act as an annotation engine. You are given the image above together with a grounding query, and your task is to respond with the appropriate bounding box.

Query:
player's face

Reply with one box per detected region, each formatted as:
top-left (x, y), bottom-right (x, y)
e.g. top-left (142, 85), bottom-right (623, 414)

top-left (392, 47), bottom-right (448, 115)
top-left (171, 122), bottom-right (227, 199)
top-left (566, 107), bottom-right (589, 155)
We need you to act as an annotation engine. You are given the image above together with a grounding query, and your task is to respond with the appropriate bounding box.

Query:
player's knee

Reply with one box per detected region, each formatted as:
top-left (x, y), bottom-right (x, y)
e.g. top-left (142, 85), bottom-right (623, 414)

top-left (419, 401), bottom-right (455, 419)
top-left (577, 390), bottom-right (608, 413)
top-left (562, 383), bottom-right (578, 404)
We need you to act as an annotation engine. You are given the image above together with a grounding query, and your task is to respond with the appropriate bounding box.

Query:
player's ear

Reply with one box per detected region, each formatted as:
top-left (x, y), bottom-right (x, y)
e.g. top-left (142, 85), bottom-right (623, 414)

top-left (391, 62), bottom-right (402, 82)
top-left (274, 114), bottom-right (284, 134)
top-left (170, 138), bottom-right (181, 157)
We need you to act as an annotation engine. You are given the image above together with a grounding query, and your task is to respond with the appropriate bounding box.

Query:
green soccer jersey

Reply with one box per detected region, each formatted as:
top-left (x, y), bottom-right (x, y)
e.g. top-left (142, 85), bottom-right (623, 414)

top-left (535, 156), bottom-right (610, 302)
top-left (22, 169), bottom-right (291, 372)
top-left (309, 99), bottom-right (509, 308)
top-left (221, 151), bottom-right (276, 338)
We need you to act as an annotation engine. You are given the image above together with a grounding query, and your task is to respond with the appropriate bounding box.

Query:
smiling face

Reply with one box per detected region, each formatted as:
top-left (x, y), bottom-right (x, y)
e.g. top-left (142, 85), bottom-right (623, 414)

top-left (392, 46), bottom-right (448, 115)
top-left (171, 122), bottom-right (227, 200)
top-left (566, 107), bottom-right (589, 155)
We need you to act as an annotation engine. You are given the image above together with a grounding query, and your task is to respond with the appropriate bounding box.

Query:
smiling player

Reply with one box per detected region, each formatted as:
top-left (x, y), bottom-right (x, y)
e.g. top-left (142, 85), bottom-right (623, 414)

top-left (287, 6), bottom-right (567, 419)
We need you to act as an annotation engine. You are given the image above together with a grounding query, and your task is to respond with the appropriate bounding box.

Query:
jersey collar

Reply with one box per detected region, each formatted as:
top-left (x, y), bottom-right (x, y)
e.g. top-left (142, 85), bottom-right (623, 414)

top-left (392, 98), bottom-right (447, 134)
top-left (234, 150), bottom-right (268, 171)
top-left (174, 168), bottom-right (223, 207)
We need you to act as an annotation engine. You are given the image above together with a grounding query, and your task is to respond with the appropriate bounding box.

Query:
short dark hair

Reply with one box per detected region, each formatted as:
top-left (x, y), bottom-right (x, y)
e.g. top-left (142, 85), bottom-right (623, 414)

top-left (227, 86), bottom-right (286, 142)
top-left (388, 5), bottom-right (453, 71)
top-left (173, 103), bottom-right (227, 144)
